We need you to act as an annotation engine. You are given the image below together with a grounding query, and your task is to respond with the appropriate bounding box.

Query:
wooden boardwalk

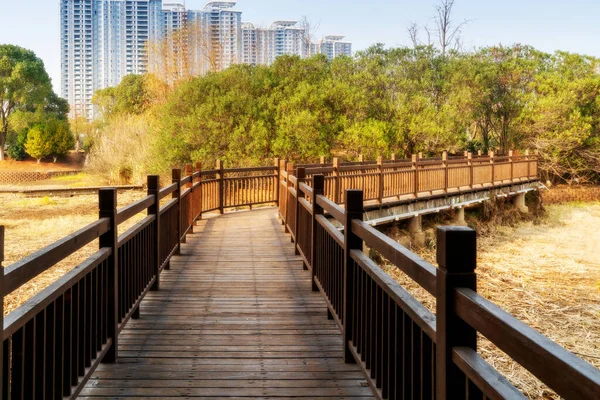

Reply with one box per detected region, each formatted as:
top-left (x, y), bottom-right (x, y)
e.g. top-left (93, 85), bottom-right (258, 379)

top-left (82, 208), bottom-right (374, 399)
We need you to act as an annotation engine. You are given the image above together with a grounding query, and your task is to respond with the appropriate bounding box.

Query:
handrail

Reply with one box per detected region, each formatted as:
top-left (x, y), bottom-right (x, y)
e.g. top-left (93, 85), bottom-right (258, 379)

top-left (4, 218), bottom-right (111, 295)
top-left (452, 347), bottom-right (526, 400)
top-left (455, 288), bottom-right (600, 399)
top-left (316, 194), bottom-right (345, 223)
top-left (116, 195), bottom-right (154, 224)
top-left (159, 182), bottom-right (178, 199)
top-left (4, 248), bottom-right (112, 338)
top-left (351, 219), bottom-right (437, 295)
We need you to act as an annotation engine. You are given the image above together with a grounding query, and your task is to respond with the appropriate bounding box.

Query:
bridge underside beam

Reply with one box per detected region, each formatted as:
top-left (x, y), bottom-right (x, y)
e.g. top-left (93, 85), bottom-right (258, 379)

top-left (361, 181), bottom-right (540, 227)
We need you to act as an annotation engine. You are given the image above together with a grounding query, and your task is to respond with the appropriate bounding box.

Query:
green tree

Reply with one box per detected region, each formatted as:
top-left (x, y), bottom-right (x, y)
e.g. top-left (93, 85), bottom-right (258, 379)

top-left (25, 125), bottom-right (51, 163)
top-left (0, 45), bottom-right (52, 160)
top-left (48, 119), bottom-right (74, 162)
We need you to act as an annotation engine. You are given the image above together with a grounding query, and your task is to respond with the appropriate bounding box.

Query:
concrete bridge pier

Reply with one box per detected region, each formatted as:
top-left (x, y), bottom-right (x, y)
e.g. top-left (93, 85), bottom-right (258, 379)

top-left (454, 207), bottom-right (467, 226)
top-left (408, 215), bottom-right (426, 248)
top-left (513, 192), bottom-right (529, 213)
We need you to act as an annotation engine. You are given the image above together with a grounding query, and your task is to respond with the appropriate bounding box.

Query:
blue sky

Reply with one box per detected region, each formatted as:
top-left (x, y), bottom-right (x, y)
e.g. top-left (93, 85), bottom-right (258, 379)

top-left (1, 0), bottom-right (600, 92)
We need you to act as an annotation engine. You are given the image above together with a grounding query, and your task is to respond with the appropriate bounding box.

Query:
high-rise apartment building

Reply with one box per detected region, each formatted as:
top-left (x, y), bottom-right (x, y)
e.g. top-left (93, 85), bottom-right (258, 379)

top-left (61, 0), bottom-right (161, 119)
top-left (315, 35), bottom-right (353, 60)
top-left (61, 0), bottom-right (352, 119)
top-left (198, 2), bottom-right (242, 71)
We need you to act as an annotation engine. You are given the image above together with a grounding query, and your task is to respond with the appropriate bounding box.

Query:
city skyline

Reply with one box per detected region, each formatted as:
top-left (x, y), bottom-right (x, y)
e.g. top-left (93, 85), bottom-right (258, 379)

top-left (3, 1), bottom-right (600, 95)
top-left (60, 0), bottom-right (353, 119)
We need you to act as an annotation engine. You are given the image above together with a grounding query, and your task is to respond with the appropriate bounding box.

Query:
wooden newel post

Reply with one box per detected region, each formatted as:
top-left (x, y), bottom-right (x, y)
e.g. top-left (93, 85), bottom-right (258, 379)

top-left (195, 162), bottom-right (202, 220)
top-left (509, 150), bottom-right (514, 182)
top-left (311, 175), bottom-right (324, 292)
top-left (467, 152), bottom-right (473, 189)
top-left (320, 156), bottom-right (326, 167)
top-left (525, 149), bottom-right (531, 178)
top-left (172, 168), bottom-right (182, 257)
top-left (216, 160), bottom-right (224, 214)
top-left (333, 157), bottom-right (340, 204)
top-left (442, 151), bottom-right (448, 193)
top-left (148, 176), bottom-right (161, 291)
top-left (435, 226), bottom-right (477, 400)
top-left (279, 160), bottom-right (287, 225)
top-left (295, 167), bottom-right (306, 259)
top-left (358, 154), bottom-right (364, 164)
top-left (99, 189), bottom-right (118, 363)
top-left (391, 153), bottom-right (396, 161)
top-left (377, 156), bottom-right (384, 203)
top-left (489, 151), bottom-right (495, 184)
top-left (0, 225), bottom-right (4, 394)
top-left (273, 158), bottom-right (280, 205)
top-left (183, 164), bottom-right (193, 240)
top-left (412, 154), bottom-right (419, 198)
top-left (285, 163), bottom-right (294, 235)
top-left (343, 189), bottom-right (363, 363)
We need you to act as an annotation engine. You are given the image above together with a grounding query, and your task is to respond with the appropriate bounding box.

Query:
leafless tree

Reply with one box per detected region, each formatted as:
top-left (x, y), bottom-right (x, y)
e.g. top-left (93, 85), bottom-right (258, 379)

top-left (433, 0), bottom-right (470, 57)
top-left (407, 22), bottom-right (420, 48)
top-left (299, 16), bottom-right (321, 57)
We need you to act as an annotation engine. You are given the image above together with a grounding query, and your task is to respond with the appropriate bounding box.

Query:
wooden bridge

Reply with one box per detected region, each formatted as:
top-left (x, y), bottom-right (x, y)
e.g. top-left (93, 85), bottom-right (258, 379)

top-left (1, 152), bottom-right (599, 399)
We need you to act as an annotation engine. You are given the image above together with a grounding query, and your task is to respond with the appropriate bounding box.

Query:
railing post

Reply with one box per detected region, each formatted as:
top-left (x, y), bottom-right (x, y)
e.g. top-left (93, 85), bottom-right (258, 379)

top-left (320, 156), bottom-right (326, 167)
top-left (377, 156), bottom-right (384, 203)
top-left (295, 167), bottom-right (306, 260)
top-left (526, 149), bottom-right (531, 178)
top-left (279, 160), bottom-right (287, 225)
top-left (412, 154), bottom-right (419, 198)
top-left (274, 158), bottom-right (280, 205)
top-left (183, 164), bottom-right (193, 241)
top-left (358, 154), bottom-right (364, 164)
top-left (216, 160), bottom-right (224, 214)
top-left (418, 152), bottom-right (423, 161)
top-left (99, 188), bottom-right (118, 363)
top-left (391, 153), bottom-right (396, 161)
top-left (443, 151), bottom-right (448, 193)
top-left (147, 176), bottom-right (161, 291)
top-left (0, 225), bottom-right (4, 395)
top-left (195, 162), bottom-right (202, 220)
top-left (468, 152), bottom-right (473, 189)
top-left (436, 226), bottom-right (477, 400)
top-left (172, 168), bottom-right (182, 257)
top-left (311, 175), bottom-right (324, 292)
top-left (343, 189), bottom-right (363, 363)
top-left (333, 157), bottom-right (340, 204)
top-left (477, 150), bottom-right (482, 157)
top-left (509, 150), bottom-right (514, 182)
top-left (489, 151), bottom-right (495, 184)
top-left (285, 163), bottom-right (294, 235)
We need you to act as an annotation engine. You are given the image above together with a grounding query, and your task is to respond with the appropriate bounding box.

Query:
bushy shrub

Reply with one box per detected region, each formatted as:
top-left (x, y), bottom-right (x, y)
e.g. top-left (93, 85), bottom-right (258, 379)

top-left (6, 130), bottom-right (27, 160)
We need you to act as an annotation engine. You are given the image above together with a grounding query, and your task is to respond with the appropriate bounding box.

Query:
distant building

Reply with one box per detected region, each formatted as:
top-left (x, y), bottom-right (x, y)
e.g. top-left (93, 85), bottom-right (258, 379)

top-left (60, 0), bottom-right (352, 119)
top-left (314, 35), bottom-right (353, 60)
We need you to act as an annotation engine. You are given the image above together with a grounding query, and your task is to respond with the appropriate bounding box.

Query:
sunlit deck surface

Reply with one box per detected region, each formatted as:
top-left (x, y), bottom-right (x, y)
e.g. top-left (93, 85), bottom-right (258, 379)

top-left (82, 208), bottom-right (374, 399)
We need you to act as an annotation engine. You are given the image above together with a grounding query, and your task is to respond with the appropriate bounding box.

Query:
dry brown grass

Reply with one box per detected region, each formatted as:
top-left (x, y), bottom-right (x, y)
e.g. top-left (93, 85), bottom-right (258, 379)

top-left (379, 202), bottom-right (600, 399)
top-left (0, 191), bottom-right (147, 315)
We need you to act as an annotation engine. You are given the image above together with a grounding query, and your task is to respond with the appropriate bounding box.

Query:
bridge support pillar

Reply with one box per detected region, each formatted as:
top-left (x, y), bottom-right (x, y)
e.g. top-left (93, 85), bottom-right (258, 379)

top-left (513, 192), bottom-right (529, 213)
top-left (409, 215), bottom-right (426, 248)
top-left (454, 207), bottom-right (467, 226)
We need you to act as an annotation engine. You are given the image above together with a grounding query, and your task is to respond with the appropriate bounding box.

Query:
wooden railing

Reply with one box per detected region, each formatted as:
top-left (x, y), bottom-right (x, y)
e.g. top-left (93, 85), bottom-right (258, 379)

top-left (281, 172), bottom-right (600, 399)
top-left (1, 152), bottom-right (595, 400)
top-left (294, 151), bottom-right (538, 205)
top-left (0, 161), bottom-right (278, 399)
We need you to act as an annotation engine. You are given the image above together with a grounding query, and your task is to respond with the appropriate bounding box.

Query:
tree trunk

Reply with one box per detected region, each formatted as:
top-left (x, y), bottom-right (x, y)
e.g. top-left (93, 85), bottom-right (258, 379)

top-left (0, 133), bottom-right (5, 161)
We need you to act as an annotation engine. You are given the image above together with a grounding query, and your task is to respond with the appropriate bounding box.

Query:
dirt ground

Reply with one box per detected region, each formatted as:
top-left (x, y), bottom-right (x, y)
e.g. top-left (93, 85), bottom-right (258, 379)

top-left (0, 190), bottom-right (147, 314)
top-left (0, 151), bottom-right (85, 172)
top-left (382, 202), bottom-right (600, 399)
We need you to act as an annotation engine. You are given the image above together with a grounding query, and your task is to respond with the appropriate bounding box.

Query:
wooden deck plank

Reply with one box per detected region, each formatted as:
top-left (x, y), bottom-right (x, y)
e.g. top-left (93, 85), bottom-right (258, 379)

top-left (84, 208), bottom-right (373, 399)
